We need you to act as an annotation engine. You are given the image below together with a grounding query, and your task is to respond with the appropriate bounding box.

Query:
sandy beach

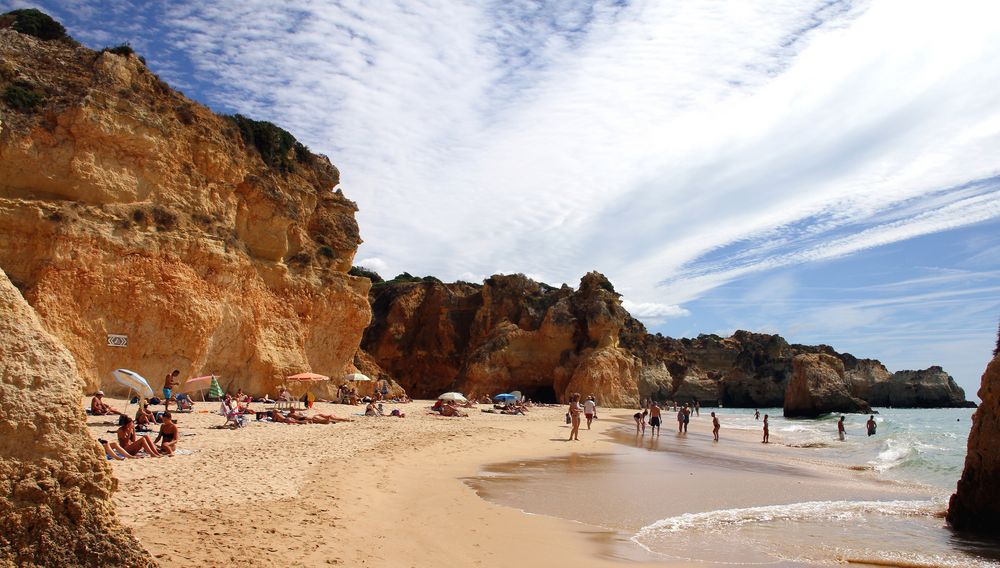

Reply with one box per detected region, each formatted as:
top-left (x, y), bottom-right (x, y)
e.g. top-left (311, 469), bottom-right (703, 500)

top-left (85, 399), bottom-right (938, 567)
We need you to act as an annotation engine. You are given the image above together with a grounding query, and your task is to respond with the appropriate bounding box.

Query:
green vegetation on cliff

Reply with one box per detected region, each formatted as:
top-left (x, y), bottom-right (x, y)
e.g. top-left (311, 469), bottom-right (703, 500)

top-left (0, 8), bottom-right (68, 41)
top-left (228, 114), bottom-right (311, 173)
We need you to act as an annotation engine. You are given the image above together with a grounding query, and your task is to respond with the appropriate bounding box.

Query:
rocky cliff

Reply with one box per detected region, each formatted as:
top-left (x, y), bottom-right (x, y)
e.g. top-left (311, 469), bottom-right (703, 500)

top-left (363, 271), bottom-right (971, 409)
top-left (783, 353), bottom-right (872, 417)
top-left (0, 25), bottom-right (371, 398)
top-left (947, 353), bottom-right (1000, 533)
top-left (0, 267), bottom-right (155, 567)
top-left (871, 366), bottom-right (973, 408)
top-left (362, 272), bottom-right (640, 405)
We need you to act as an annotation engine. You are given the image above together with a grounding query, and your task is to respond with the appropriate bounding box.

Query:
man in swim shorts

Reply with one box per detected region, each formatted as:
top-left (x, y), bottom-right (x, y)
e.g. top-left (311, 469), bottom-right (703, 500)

top-left (649, 402), bottom-right (661, 435)
top-left (163, 369), bottom-right (179, 410)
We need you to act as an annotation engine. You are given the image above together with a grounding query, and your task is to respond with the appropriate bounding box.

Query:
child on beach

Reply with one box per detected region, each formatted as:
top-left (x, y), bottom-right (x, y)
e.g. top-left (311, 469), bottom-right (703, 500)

top-left (711, 412), bottom-right (720, 442)
top-left (762, 414), bottom-right (769, 443)
top-left (633, 412), bottom-right (645, 435)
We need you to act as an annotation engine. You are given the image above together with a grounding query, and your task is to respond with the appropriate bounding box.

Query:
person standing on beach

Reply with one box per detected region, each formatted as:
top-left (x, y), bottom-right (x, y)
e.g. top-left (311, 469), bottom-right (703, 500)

top-left (163, 369), bottom-right (179, 411)
top-left (711, 412), bottom-right (720, 442)
top-left (754, 409), bottom-right (760, 420)
top-left (584, 395), bottom-right (597, 429)
top-left (694, 400), bottom-right (700, 417)
top-left (568, 393), bottom-right (583, 441)
top-left (649, 402), bottom-right (662, 436)
top-left (762, 414), bottom-right (769, 443)
top-left (676, 406), bottom-right (684, 433)
top-left (866, 415), bottom-right (877, 436)
top-left (682, 404), bottom-right (691, 433)
top-left (837, 416), bottom-right (846, 441)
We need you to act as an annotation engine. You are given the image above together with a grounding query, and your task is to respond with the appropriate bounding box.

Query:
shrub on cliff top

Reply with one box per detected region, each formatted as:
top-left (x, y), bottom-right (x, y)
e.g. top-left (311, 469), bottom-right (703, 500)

top-left (100, 42), bottom-right (147, 65)
top-left (2, 82), bottom-right (44, 111)
top-left (228, 114), bottom-right (310, 173)
top-left (1, 8), bottom-right (68, 41)
top-left (349, 266), bottom-right (384, 283)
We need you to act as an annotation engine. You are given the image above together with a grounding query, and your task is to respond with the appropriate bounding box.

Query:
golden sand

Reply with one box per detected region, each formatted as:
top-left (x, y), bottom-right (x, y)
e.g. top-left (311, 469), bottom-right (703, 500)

top-left (85, 398), bottom-right (930, 567)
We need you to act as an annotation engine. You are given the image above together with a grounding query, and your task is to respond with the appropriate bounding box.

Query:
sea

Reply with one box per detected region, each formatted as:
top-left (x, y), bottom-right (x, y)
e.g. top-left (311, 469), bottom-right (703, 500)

top-left (469, 407), bottom-right (1000, 567)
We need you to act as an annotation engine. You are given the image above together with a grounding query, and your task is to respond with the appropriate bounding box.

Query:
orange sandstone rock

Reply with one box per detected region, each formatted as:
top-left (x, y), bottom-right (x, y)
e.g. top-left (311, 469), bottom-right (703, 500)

top-left (0, 29), bottom-right (370, 398)
top-left (948, 354), bottom-right (1000, 533)
top-left (0, 267), bottom-right (155, 567)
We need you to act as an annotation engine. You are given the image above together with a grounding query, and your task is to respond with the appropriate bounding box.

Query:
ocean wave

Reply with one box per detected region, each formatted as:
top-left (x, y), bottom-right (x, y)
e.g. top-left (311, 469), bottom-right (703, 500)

top-left (634, 499), bottom-right (942, 537)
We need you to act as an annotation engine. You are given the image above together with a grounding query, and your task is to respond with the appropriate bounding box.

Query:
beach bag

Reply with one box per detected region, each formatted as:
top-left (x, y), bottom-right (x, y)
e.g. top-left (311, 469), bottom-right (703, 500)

top-left (149, 396), bottom-right (161, 405)
top-left (565, 412), bottom-right (571, 424)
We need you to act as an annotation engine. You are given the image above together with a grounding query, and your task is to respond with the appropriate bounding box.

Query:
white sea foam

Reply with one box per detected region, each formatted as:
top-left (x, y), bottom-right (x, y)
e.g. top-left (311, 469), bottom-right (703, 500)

top-left (634, 499), bottom-right (942, 538)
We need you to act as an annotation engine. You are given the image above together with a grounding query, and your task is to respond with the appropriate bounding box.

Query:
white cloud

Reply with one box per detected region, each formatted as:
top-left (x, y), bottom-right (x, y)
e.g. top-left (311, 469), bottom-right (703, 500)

top-left (621, 300), bottom-right (690, 323)
top-left (16, 0), bottom-right (1000, 316)
top-left (354, 257), bottom-right (387, 275)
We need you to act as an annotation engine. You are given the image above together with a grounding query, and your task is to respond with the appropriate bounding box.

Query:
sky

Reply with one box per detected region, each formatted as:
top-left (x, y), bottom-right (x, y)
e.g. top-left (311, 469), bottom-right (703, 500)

top-left (4, 0), bottom-right (998, 396)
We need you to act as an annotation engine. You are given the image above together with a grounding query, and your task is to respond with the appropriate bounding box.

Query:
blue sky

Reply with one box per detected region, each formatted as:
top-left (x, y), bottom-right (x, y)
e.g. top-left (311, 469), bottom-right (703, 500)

top-left (4, 0), bottom-right (998, 396)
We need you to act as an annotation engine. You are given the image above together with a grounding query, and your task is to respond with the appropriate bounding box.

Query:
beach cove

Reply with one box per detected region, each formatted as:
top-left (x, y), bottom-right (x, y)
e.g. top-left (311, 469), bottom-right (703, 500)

top-left (87, 399), bottom-right (995, 567)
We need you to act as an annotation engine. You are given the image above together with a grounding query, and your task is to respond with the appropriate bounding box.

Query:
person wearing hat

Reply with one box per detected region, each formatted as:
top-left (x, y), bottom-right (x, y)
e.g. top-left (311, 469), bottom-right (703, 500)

top-left (90, 390), bottom-right (121, 415)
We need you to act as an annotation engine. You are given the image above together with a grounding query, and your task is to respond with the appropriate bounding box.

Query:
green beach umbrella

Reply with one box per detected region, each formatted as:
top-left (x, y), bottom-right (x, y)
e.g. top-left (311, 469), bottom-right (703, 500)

top-left (207, 375), bottom-right (223, 399)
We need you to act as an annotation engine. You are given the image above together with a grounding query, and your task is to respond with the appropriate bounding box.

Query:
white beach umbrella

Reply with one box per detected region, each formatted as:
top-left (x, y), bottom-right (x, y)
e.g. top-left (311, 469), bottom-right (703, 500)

top-left (112, 368), bottom-right (154, 398)
top-left (344, 373), bottom-right (371, 382)
top-left (438, 392), bottom-right (467, 402)
top-left (111, 368), bottom-right (154, 414)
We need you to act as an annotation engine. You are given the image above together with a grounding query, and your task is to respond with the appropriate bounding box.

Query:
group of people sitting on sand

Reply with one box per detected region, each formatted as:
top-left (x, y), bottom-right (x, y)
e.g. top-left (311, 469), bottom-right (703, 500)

top-left (98, 412), bottom-right (179, 459)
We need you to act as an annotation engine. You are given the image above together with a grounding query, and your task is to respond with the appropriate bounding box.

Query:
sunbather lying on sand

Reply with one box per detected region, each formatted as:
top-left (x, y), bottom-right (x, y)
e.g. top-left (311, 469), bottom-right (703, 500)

top-left (288, 410), bottom-right (353, 424)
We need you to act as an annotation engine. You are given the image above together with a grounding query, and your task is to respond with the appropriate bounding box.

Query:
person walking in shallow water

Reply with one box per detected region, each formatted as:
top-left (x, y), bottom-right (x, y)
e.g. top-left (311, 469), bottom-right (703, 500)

top-left (837, 416), bottom-right (846, 441)
top-left (567, 393), bottom-right (583, 441)
top-left (866, 415), bottom-right (877, 436)
top-left (762, 414), bottom-right (769, 443)
top-left (649, 402), bottom-right (662, 436)
top-left (711, 411), bottom-right (720, 442)
top-left (754, 409), bottom-right (760, 420)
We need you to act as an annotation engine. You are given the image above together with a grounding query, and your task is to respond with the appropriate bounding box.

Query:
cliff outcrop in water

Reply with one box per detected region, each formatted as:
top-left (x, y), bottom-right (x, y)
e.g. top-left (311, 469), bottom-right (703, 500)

top-left (783, 353), bottom-right (872, 417)
top-left (947, 351), bottom-right (1000, 534)
top-left (362, 272), bottom-right (640, 405)
top-left (871, 367), bottom-right (973, 408)
top-left (0, 267), bottom-right (155, 567)
top-left (0, 25), bottom-right (371, 398)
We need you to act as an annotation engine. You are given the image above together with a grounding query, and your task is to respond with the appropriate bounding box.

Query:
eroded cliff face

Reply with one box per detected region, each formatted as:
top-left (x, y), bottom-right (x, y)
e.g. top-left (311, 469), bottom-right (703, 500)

top-left (0, 268), bottom-right (155, 567)
top-left (0, 29), bottom-right (371, 398)
top-left (872, 366), bottom-right (973, 408)
top-left (622, 328), bottom-right (969, 409)
top-left (363, 272), bottom-right (640, 405)
top-left (947, 354), bottom-right (1000, 533)
top-left (784, 353), bottom-right (872, 418)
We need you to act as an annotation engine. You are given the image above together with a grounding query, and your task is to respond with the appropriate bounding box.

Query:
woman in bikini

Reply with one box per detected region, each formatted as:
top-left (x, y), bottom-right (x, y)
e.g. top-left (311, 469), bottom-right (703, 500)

top-left (154, 412), bottom-right (178, 455)
top-left (116, 417), bottom-right (162, 457)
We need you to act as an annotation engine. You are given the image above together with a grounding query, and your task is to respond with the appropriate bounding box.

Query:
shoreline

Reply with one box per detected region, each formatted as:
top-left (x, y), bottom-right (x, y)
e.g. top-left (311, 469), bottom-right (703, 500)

top-left (86, 398), bottom-right (944, 567)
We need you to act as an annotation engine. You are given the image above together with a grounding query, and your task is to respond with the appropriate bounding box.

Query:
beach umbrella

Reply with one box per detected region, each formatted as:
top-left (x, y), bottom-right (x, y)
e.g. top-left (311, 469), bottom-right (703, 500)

top-left (494, 393), bottom-right (516, 402)
top-left (438, 392), bottom-right (467, 402)
top-left (286, 372), bottom-right (330, 382)
top-left (344, 372), bottom-right (371, 382)
top-left (186, 374), bottom-right (218, 401)
top-left (111, 368), bottom-right (153, 414)
top-left (207, 376), bottom-right (224, 400)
